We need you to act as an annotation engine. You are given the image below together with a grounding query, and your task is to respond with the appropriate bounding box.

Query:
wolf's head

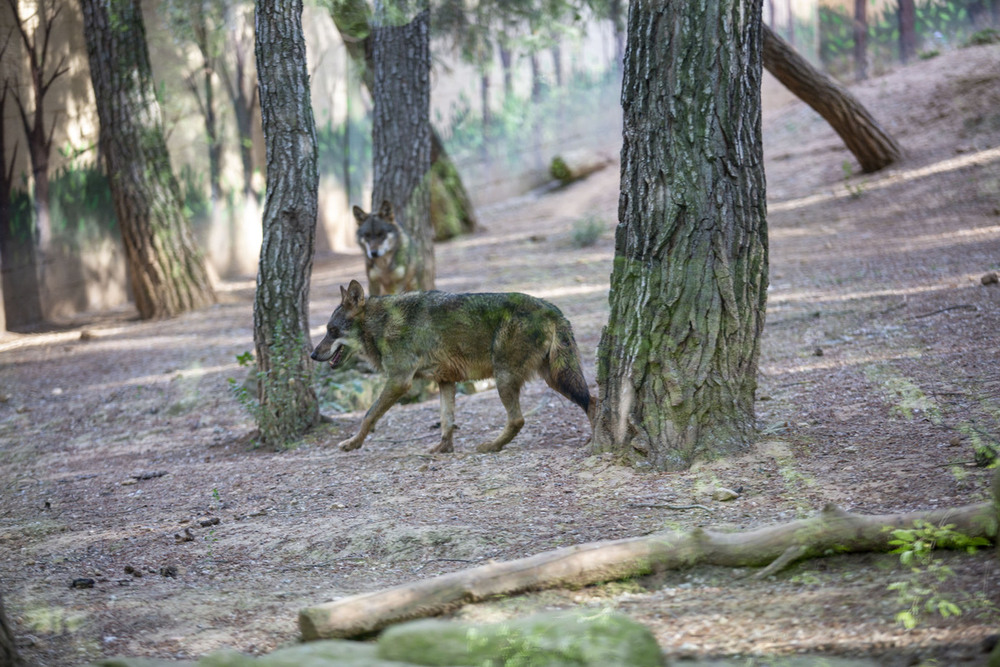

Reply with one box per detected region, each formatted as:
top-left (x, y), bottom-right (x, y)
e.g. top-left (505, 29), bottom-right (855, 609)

top-left (310, 279), bottom-right (366, 369)
top-left (354, 200), bottom-right (402, 261)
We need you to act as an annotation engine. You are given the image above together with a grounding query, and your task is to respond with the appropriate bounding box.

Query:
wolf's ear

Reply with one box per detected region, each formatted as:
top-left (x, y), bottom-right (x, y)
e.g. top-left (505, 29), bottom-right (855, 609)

top-left (352, 206), bottom-right (367, 225)
top-left (343, 279), bottom-right (366, 310)
top-left (378, 200), bottom-right (394, 220)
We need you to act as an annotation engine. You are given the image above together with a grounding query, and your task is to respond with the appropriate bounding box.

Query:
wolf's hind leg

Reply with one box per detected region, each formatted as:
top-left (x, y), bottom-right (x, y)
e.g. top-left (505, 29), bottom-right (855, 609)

top-left (429, 381), bottom-right (456, 453)
top-left (476, 374), bottom-right (525, 453)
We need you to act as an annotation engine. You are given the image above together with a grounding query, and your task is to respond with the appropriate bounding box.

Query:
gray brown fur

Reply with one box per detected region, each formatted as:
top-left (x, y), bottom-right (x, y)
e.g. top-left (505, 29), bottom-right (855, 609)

top-left (354, 200), bottom-right (418, 296)
top-left (310, 280), bottom-right (595, 453)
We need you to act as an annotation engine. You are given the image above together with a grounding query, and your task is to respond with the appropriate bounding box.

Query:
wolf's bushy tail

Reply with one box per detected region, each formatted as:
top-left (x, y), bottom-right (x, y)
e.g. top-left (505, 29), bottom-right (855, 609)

top-left (544, 319), bottom-right (594, 423)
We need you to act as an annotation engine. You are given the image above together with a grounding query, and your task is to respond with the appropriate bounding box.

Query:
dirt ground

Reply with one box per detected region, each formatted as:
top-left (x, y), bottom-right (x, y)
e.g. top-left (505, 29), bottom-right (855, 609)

top-left (2, 44), bottom-right (1000, 667)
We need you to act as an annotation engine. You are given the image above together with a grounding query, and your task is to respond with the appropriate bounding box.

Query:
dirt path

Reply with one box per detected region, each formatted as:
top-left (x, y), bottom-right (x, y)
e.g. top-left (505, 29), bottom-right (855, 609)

top-left (2, 45), bottom-right (1000, 666)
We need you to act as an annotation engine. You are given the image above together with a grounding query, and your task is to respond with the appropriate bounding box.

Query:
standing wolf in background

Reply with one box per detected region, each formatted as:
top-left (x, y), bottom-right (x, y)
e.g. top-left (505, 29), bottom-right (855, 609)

top-left (354, 201), bottom-right (418, 295)
top-left (310, 280), bottom-right (595, 454)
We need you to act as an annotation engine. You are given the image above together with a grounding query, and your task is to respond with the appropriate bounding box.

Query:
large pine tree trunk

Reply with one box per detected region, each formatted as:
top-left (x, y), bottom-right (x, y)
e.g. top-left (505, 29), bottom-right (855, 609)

top-left (593, 1), bottom-right (768, 471)
top-left (252, 0), bottom-right (320, 445)
top-left (79, 0), bottom-right (216, 320)
top-left (371, 0), bottom-right (434, 290)
top-left (327, 0), bottom-right (475, 242)
top-left (762, 24), bottom-right (901, 173)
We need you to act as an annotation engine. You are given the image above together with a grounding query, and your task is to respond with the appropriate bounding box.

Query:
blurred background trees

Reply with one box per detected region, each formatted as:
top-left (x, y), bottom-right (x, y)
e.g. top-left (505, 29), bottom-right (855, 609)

top-left (0, 0), bottom-right (996, 331)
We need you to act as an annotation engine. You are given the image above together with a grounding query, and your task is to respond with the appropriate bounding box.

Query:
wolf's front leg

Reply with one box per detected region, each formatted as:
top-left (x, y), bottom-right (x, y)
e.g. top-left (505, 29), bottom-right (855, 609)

top-left (339, 377), bottom-right (412, 451)
top-left (429, 382), bottom-right (456, 453)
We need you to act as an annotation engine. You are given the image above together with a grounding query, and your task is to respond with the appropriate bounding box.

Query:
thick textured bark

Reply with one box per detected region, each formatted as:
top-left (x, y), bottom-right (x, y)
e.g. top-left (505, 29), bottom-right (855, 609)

top-left (299, 502), bottom-right (998, 640)
top-left (328, 0), bottom-right (475, 242)
top-left (371, 1), bottom-right (434, 290)
top-left (593, 1), bottom-right (768, 470)
top-left (79, 0), bottom-right (216, 320)
top-left (253, 0), bottom-right (320, 445)
top-left (762, 24), bottom-right (902, 173)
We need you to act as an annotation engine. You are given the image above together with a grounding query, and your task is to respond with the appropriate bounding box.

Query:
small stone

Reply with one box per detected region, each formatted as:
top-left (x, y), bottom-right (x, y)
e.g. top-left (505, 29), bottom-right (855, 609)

top-left (981, 271), bottom-right (998, 285)
top-left (712, 487), bottom-right (740, 501)
top-left (70, 578), bottom-right (95, 589)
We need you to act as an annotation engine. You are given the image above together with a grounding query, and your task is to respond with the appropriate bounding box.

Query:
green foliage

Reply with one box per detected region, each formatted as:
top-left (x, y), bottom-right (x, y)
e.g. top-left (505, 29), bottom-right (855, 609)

top-left (841, 160), bottom-right (865, 199)
top-left (965, 27), bottom-right (1000, 46)
top-left (570, 214), bottom-right (605, 248)
top-left (48, 156), bottom-right (116, 242)
top-left (550, 155), bottom-right (570, 183)
top-left (10, 149), bottom-right (116, 249)
top-left (886, 520), bottom-right (990, 629)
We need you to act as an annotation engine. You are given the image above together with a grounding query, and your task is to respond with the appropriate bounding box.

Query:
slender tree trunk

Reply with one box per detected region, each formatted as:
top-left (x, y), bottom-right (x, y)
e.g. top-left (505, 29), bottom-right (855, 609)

top-left (762, 24), bottom-right (902, 173)
top-left (371, 0), bottom-right (433, 290)
top-left (593, 0), bottom-right (768, 470)
top-left (608, 0), bottom-right (625, 70)
top-left (529, 51), bottom-right (543, 102)
top-left (785, 0), bottom-right (795, 45)
top-left (499, 42), bottom-right (513, 100)
top-left (6, 0), bottom-right (69, 324)
top-left (854, 0), bottom-right (868, 81)
top-left (0, 82), bottom-right (43, 329)
top-left (898, 0), bottom-right (917, 64)
top-left (202, 54), bottom-right (222, 209)
top-left (328, 0), bottom-right (475, 241)
top-left (79, 0), bottom-right (217, 320)
top-left (253, 0), bottom-right (320, 445)
top-left (550, 42), bottom-right (562, 88)
top-left (480, 70), bottom-right (491, 162)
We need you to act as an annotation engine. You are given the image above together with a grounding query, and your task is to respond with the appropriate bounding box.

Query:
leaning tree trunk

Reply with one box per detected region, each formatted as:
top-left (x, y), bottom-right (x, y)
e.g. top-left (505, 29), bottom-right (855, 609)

top-left (328, 0), bottom-right (475, 242)
top-left (762, 24), bottom-right (902, 173)
top-left (79, 0), bottom-right (216, 320)
top-left (252, 0), bottom-right (320, 445)
top-left (370, 0), bottom-right (434, 290)
top-left (592, 1), bottom-right (768, 470)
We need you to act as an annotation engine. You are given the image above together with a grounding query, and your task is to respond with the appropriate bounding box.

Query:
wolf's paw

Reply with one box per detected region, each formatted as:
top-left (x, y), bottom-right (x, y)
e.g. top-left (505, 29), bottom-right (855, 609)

top-left (338, 436), bottom-right (363, 451)
top-left (429, 438), bottom-right (454, 454)
top-left (475, 441), bottom-right (505, 454)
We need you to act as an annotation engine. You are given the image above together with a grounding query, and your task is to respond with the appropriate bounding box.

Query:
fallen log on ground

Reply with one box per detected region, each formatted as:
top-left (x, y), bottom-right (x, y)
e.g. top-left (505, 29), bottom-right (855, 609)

top-left (299, 501), bottom-right (998, 640)
top-left (549, 149), bottom-right (612, 185)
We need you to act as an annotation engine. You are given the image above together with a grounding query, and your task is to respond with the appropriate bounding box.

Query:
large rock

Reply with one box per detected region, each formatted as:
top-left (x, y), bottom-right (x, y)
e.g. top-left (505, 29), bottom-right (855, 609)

top-left (376, 609), bottom-right (665, 666)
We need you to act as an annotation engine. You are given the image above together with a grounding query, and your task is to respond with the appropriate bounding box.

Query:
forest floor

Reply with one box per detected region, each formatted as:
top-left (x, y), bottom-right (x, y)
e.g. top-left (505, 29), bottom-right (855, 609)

top-left (3, 44), bottom-right (1000, 667)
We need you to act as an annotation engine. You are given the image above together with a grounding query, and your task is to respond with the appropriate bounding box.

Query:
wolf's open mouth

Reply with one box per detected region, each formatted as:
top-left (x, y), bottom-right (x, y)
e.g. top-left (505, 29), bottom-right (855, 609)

top-left (328, 344), bottom-right (344, 368)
